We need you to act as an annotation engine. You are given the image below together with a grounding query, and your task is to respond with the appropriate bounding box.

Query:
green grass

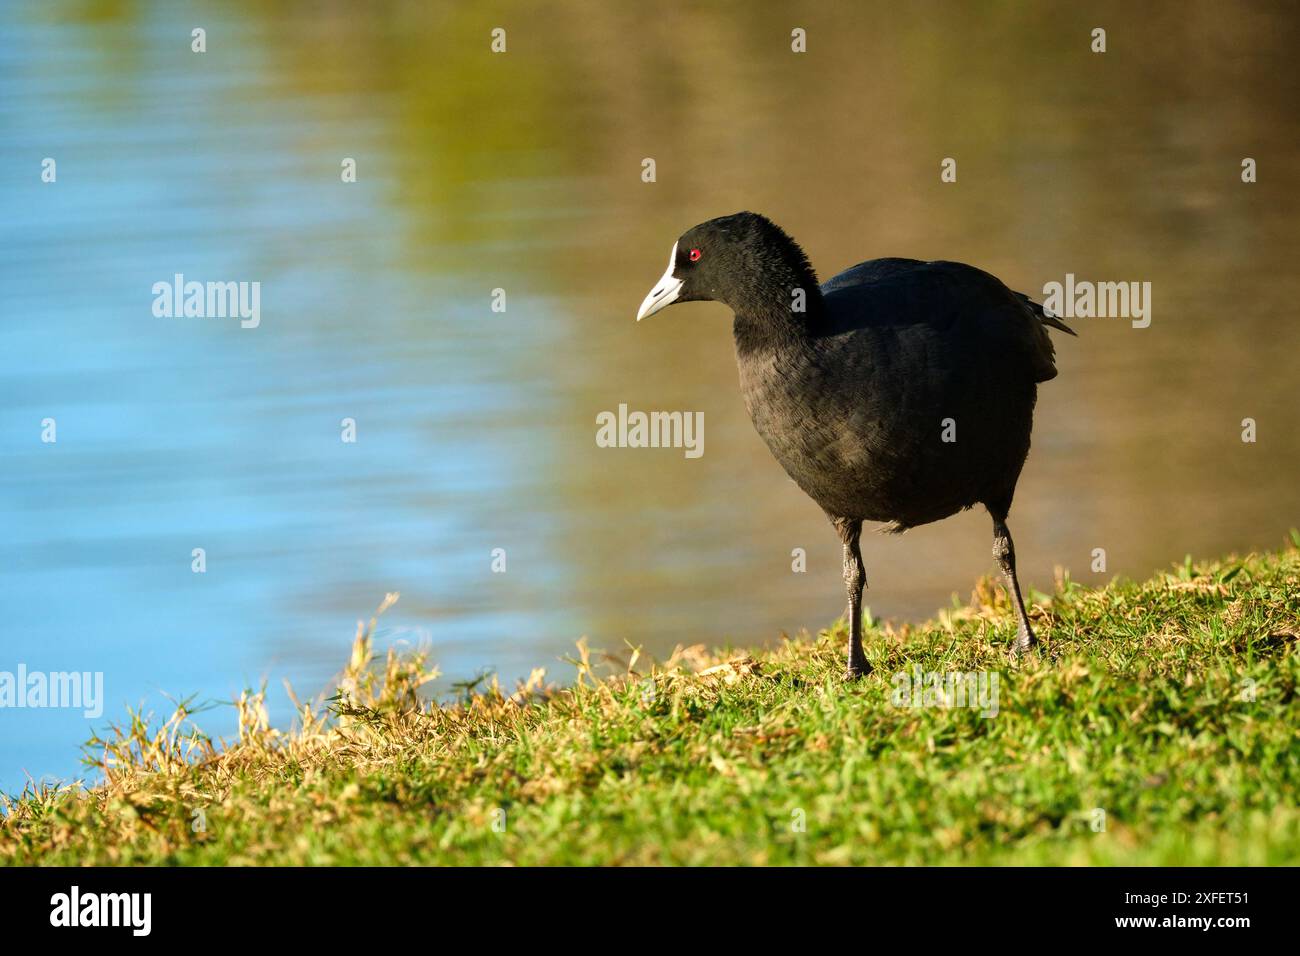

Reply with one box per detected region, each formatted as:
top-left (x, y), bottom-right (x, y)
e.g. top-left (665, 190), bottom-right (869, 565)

top-left (3, 542), bottom-right (1299, 866)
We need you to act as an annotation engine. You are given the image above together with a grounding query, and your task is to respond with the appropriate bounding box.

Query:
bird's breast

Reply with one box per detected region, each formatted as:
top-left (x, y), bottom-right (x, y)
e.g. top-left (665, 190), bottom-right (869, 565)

top-left (737, 348), bottom-right (881, 507)
top-left (734, 341), bottom-right (993, 525)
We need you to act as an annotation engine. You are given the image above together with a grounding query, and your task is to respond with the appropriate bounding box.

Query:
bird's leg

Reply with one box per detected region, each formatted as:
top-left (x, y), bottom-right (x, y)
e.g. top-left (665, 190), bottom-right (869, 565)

top-left (992, 518), bottom-right (1036, 655)
top-left (838, 520), bottom-right (871, 679)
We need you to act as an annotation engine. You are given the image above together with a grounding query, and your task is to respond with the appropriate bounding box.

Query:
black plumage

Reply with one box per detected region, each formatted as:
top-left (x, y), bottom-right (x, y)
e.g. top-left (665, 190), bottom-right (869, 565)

top-left (637, 211), bottom-right (1074, 677)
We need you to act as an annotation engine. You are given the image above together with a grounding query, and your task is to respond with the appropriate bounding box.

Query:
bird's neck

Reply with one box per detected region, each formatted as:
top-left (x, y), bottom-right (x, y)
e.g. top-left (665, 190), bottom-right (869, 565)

top-left (730, 263), bottom-right (824, 355)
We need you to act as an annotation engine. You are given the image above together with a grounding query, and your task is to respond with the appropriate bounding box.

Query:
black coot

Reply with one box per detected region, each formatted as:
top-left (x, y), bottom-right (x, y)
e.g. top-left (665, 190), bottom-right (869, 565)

top-left (637, 211), bottom-right (1074, 678)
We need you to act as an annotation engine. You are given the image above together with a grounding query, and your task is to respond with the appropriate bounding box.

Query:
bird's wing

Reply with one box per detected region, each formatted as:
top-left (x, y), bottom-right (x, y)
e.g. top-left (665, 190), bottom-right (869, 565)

top-left (819, 259), bottom-right (1070, 384)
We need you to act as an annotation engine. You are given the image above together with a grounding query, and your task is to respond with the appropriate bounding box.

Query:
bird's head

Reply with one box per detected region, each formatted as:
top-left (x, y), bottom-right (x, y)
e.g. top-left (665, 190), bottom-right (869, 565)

top-left (636, 212), bottom-right (817, 322)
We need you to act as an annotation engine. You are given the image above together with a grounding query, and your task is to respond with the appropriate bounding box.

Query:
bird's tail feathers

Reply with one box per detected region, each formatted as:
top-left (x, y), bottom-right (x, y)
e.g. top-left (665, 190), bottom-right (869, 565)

top-left (1016, 292), bottom-right (1078, 336)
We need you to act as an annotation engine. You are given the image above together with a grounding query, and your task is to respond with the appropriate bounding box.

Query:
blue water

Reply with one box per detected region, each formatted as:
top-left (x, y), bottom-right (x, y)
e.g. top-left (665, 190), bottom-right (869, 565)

top-left (0, 12), bottom-right (573, 788)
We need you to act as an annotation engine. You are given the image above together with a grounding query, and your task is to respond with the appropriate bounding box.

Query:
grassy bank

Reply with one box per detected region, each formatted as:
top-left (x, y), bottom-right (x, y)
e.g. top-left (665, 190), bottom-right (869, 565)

top-left (3, 541), bottom-right (1299, 866)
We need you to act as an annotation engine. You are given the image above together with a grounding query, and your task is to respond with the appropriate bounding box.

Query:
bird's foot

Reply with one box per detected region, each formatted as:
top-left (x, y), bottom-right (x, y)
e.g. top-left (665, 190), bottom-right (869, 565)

top-left (845, 656), bottom-right (872, 680)
top-left (1010, 627), bottom-right (1037, 658)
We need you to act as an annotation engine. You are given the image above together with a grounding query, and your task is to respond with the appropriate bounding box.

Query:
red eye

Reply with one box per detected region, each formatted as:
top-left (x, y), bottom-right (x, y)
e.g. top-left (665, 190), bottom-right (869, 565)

top-left (689, 248), bottom-right (702, 262)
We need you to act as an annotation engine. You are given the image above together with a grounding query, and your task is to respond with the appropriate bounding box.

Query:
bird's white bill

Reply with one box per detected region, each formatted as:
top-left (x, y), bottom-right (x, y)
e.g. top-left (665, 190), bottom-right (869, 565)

top-left (636, 242), bottom-right (683, 321)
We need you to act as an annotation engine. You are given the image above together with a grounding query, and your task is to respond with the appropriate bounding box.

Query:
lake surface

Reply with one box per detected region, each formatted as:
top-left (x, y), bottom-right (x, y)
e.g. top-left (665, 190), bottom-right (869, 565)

top-left (3, 1), bottom-right (1298, 793)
